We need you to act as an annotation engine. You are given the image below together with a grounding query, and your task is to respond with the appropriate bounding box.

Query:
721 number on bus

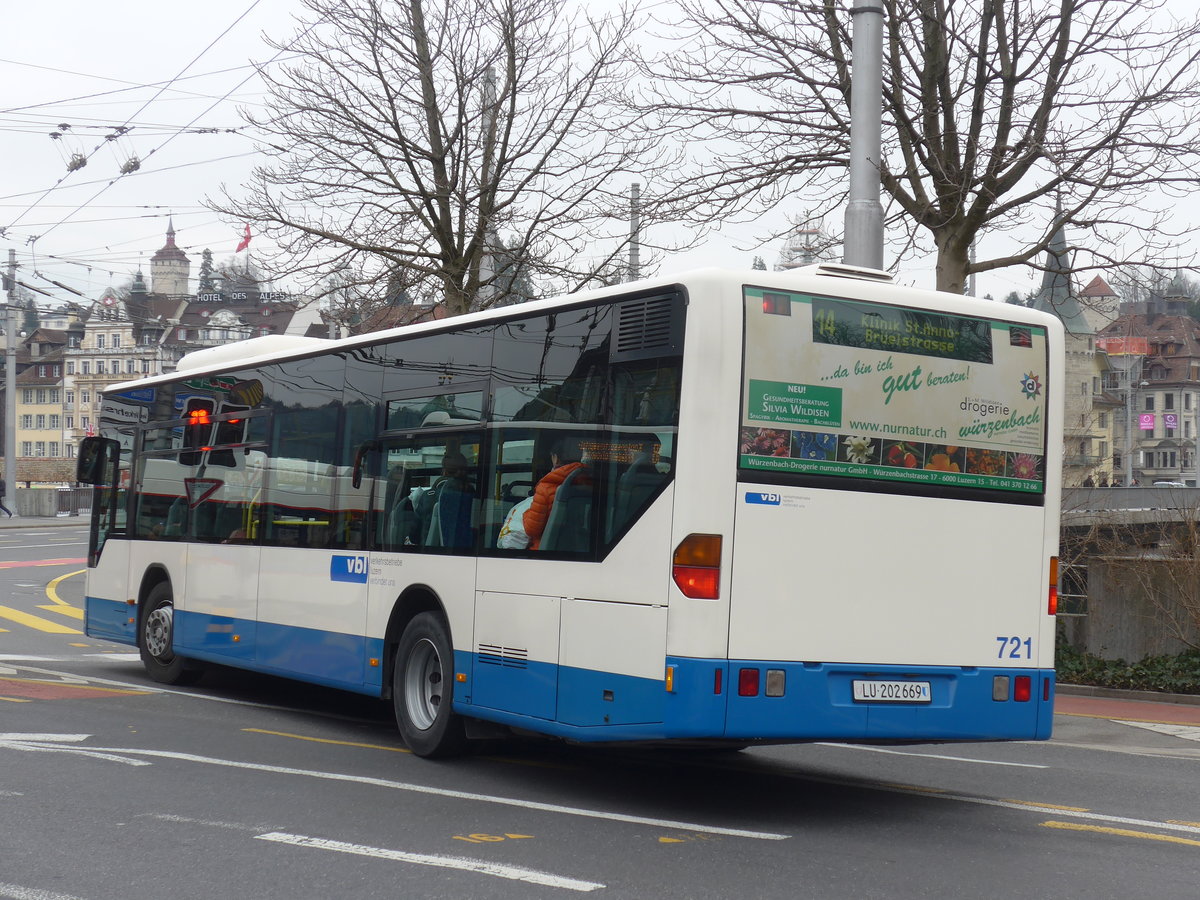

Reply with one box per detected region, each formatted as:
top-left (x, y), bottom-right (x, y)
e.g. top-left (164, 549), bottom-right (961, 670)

top-left (996, 636), bottom-right (1032, 659)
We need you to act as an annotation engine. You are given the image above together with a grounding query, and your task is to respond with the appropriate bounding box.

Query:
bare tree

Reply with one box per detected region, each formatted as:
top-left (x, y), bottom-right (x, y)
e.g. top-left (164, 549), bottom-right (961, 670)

top-left (647, 0), bottom-right (1200, 293)
top-left (212, 0), bottom-right (679, 319)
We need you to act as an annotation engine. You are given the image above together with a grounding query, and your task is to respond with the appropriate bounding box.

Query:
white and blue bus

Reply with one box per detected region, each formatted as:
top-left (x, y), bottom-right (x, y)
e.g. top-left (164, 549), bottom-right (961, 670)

top-left (77, 266), bottom-right (1063, 757)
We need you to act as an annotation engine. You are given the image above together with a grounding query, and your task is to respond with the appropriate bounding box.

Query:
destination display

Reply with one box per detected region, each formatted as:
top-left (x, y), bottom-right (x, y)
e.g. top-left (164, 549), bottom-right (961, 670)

top-left (740, 288), bottom-right (1050, 493)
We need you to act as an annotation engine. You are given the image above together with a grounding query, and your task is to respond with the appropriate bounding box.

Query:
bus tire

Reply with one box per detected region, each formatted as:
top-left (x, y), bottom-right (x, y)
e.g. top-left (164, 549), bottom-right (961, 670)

top-left (393, 611), bottom-right (466, 758)
top-left (139, 582), bottom-right (203, 685)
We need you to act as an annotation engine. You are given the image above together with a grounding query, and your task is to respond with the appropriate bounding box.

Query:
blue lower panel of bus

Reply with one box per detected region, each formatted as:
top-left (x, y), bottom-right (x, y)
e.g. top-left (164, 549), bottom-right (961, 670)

top-left (171, 610), bottom-right (384, 697)
top-left (455, 656), bottom-right (1054, 743)
top-left (89, 600), bottom-right (1053, 742)
top-left (85, 595), bottom-right (137, 645)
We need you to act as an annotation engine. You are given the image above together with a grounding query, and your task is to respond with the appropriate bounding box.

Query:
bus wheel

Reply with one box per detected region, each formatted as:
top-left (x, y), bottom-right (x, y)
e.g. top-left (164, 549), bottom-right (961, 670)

top-left (139, 583), bottom-right (202, 686)
top-left (393, 612), bottom-right (466, 758)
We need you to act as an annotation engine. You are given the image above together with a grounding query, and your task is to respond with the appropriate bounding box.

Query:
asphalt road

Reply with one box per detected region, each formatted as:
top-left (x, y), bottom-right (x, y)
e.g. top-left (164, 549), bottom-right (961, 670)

top-left (2, 521), bottom-right (1199, 899)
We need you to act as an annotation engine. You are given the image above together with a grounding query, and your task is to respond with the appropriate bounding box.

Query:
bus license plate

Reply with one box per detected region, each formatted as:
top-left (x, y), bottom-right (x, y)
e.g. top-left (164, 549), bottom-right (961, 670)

top-left (852, 680), bottom-right (931, 703)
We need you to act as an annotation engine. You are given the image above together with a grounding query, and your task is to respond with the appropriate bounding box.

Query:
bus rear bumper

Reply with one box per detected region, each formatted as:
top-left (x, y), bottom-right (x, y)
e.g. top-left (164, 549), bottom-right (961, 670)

top-left (670, 658), bottom-right (1055, 742)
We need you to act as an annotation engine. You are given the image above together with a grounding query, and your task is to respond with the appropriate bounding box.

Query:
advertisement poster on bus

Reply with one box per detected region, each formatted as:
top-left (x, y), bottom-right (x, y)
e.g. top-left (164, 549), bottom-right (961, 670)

top-left (739, 288), bottom-right (1050, 493)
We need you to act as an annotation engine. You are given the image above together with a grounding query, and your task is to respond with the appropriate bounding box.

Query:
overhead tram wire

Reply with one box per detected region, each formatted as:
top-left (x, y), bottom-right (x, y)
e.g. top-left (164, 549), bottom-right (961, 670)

top-left (11, 5), bottom-right (329, 253)
top-left (0, 56), bottom-right (286, 115)
top-left (3, 0), bottom-right (269, 236)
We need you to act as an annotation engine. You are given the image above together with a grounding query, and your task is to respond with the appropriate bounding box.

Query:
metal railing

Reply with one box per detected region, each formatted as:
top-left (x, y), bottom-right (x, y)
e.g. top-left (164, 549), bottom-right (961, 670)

top-left (55, 487), bottom-right (92, 517)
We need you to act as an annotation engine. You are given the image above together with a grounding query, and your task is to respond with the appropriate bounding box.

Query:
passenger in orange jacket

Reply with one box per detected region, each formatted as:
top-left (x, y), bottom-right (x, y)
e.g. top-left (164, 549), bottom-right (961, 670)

top-left (523, 442), bottom-right (588, 550)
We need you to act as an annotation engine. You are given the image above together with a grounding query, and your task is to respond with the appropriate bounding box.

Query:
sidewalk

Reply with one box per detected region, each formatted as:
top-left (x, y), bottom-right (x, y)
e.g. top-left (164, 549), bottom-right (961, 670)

top-left (1056, 684), bottom-right (1200, 726)
top-left (0, 514), bottom-right (88, 529)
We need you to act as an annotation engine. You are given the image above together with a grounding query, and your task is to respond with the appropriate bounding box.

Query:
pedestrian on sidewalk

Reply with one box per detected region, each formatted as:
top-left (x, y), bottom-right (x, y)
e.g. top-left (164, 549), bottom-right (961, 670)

top-left (0, 474), bottom-right (12, 517)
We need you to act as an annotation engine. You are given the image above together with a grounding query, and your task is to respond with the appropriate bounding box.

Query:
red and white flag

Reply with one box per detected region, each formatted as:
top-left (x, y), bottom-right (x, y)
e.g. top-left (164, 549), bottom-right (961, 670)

top-left (235, 224), bottom-right (252, 253)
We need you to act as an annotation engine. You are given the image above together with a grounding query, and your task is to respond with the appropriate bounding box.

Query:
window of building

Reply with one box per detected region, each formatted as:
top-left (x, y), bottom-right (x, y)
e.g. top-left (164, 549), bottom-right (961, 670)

top-left (65, 390), bottom-right (74, 405)
top-left (21, 389), bottom-right (33, 404)
top-left (96, 360), bottom-right (106, 375)
top-left (96, 335), bottom-right (105, 349)
top-left (65, 416), bottom-right (74, 429)
top-left (81, 390), bottom-right (91, 404)
top-left (49, 443), bottom-right (59, 457)
top-left (50, 389), bottom-right (59, 403)
top-left (1145, 395), bottom-right (1155, 411)
top-left (49, 415), bottom-right (60, 429)
top-left (81, 361), bottom-right (90, 375)
top-left (35, 415), bottom-right (45, 429)
top-left (20, 415), bottom-right (32, 429)
top-left (34, 442), bottom-right (45, 457)
top-left (141, 360), bottom-right (150, 373)
top-left (1098, 413), bottom-right (1108, 428)
top-left (21, 442), bottom-right (31, 456)
top-left (1165, 393), bottom-right (1175, 409)
top-left (36, 389), bottom-right (47, 403)
top-left (112, 334), bottom-right (121, 349)
top-left (67, 361), bottom-right (75, 375)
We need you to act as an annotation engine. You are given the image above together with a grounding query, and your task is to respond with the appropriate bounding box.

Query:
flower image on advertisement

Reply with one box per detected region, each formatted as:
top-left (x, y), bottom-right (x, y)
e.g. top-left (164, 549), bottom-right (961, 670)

top-left (793, 430), bottom-right (837, 460)
top-left (883, 441), bottom-right (923, 469)
top-left (841, 435), bottom-right (877, 464)
top-left (926, 445), bottom-right (965, 472)
top-left (965, 447), bottom-right (1005, 476)
top-left (740, 427), bottom-right (790, 457)
top-left (1010, 453), bottom-right (1042, 481)
top-left (1020, 372), bottom-right (1042, 400)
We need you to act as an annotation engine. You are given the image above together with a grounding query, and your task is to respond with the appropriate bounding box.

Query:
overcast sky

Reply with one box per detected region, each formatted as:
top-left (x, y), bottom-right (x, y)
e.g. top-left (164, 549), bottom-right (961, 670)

top-left (1, 0), bottom-right (1194, 310)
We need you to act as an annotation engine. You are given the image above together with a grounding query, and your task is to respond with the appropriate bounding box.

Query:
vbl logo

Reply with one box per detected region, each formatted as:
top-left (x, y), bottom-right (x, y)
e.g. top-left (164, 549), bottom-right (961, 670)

top-left (745, 492), bottom-right (781, 505)
top-left (330, 554), bottom-right (369, 583)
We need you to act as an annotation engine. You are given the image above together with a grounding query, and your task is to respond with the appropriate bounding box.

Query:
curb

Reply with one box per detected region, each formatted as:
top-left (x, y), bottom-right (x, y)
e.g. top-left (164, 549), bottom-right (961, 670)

top-left (1057, 682), bottom-right (1200, 708)
top-left (0, 517), bottom-right (88, 529)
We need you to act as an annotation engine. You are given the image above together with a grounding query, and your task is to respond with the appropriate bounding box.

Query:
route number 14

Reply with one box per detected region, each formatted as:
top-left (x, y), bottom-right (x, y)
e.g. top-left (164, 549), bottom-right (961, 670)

top-left (996, 636), bottom-right (1032, 659)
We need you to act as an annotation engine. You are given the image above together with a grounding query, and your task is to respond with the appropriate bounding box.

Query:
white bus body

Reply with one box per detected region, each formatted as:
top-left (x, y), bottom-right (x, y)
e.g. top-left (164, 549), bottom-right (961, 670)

top-left (79, 267), bottom-right (1063, 755)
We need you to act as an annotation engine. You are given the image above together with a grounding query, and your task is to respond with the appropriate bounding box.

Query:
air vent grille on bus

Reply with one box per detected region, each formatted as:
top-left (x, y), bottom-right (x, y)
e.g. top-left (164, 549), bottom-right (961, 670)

top-left (611, 293), bottom-right (684, 362)
top-left (477, 644), bottom-right (529, 668)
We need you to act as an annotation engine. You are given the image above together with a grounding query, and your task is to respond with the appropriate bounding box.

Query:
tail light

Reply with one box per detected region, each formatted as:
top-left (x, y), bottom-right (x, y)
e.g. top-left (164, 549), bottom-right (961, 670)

top-left (1048, 556), bottom-right (1059, 615)
top-left (672, 533), bottom-right (722, 599)
top-left (1014, 676), bottom-right (1032, 702)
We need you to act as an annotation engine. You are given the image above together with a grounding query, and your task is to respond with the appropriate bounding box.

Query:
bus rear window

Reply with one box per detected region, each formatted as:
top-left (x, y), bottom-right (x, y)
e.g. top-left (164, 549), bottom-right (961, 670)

top-left (739, 287), bottom-right (1049, 496)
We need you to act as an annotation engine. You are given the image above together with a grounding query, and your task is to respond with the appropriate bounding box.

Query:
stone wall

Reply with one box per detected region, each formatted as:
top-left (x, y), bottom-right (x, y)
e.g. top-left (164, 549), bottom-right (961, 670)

top-left (0, 457), bottom-right (77, 486)
top-left (1060, 557), bottom-right (1200, 660)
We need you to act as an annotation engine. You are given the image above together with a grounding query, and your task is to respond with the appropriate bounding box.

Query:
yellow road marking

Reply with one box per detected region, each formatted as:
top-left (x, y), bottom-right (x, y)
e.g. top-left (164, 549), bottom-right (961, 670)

top-left (1169, 821), bottom-right (1200, 827)
top-left (42, 569), bottom-right (86, 620)
top-left (1, 677), bottom-right (150, 696)
top-left (244, 728), bottom-right (411, 754)
top-left (880, 783), bottom-right (948, 794)
top-left (1005, 799), bottom-right (1090, 812)
top-left (1042, 821), bottom-right (1200, 848)
top-left (46, 569), bottom-right (85, 607)
top-left (0, 697), bottom-right (30, 703)
top-left (0, 605), bottom-right (82, 634)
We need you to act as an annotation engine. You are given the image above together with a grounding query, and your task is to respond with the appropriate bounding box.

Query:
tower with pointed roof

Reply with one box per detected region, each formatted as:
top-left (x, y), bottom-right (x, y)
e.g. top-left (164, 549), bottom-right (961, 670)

top-left (1032, 217), bottom-right (1119, 486)
top-left (150, 220), bottom-right (191, 298)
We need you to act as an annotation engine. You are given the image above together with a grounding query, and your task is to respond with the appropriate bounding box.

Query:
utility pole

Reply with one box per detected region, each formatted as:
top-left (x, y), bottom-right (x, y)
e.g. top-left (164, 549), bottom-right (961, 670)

top-left (628, 182), bottom-right (641, 283)
top-left (842, 0), bottom-right (885, 271)
top-left (4, 248), bottom-right (19, 515)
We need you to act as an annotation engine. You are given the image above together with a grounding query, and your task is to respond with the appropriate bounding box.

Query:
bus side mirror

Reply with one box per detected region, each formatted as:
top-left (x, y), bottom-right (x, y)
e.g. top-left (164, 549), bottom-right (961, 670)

top-left (352, 440), bottom-right (379, 489)
top-left (77, 436), bottom-right (118, 485)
